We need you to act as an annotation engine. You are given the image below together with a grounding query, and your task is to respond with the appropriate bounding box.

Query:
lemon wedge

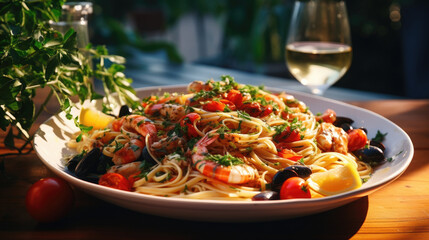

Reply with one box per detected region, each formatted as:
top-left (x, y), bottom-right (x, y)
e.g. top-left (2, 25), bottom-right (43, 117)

top-left (79, 107), bottom-right (115, 130)
top-left (308, 162), bottom-right (362, 196)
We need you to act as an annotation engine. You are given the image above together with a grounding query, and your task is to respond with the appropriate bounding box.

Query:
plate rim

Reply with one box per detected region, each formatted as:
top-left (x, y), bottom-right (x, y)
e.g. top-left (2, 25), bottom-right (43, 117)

top-left (33, 84), bottom-right (414, 213)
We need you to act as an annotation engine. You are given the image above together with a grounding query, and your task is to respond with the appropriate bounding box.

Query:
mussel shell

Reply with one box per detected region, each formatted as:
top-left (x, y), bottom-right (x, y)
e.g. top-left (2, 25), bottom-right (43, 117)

top-left (353, 146), bottom-right (385, 166)
top-left (118, 105), bottom-right (131, 117)
top-left (96, 154), bottom-right (114, 174)
top-left (75, 148), bottom-right (102, 178)
top-left (271, 169), bottom-right (298, 192)
top-left (138, 146), bottom-right (157, 165)
top-left (370, 140), bottom-right (385, 152)
top-left (67, 153), bottom-right (84, 172)
top-left (285, 165), bottom-right (312, 178)
top-left (333, 116), bottom-right (354, 127)
top-left (340, 123), bottom-right (353, 132)
top-left (252, 191), bottom-right (280, 201)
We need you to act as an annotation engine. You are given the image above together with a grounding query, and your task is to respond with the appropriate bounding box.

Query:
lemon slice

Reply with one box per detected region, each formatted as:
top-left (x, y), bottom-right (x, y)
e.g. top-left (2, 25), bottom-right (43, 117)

top-left (79, 107), bottom-right (115, 130)
top-left (308, 162), bottom-right (362, 196)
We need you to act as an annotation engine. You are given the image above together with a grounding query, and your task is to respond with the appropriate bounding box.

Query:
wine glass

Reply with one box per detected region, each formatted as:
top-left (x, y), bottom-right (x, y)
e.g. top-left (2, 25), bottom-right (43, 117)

top-left (285, 0), bottom-right (352, 95)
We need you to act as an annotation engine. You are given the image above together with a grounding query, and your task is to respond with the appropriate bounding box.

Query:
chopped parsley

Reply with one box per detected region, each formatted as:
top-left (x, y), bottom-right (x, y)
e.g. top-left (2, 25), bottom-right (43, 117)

top-left (372, 130), bottom-right (388, 142)
top-left (237, 110), bottom-right (251, 120)
top-left (205, 153), bottom-right (244, 166)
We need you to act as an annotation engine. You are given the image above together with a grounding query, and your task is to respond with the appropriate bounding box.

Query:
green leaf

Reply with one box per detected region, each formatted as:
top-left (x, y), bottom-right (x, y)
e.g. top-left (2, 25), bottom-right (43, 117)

top-left (0, 77), bottom-right (22, 105)
top-left (63, 29), bottom-right (77, 50)
top-left (45, 54), bottom-right (59, 80)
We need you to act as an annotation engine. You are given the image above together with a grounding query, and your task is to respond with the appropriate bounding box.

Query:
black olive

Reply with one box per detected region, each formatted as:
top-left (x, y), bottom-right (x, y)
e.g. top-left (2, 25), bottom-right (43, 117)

top-left (252, 191), bottom-right (280, 201)
top-left (370, 140), bottom-right (385, 152)
top-left (118, 105), bottom-right (131, 117)
top-left (271, 169), bottom-right (298, 192)
top-left (353, 146), bottom-right (385, 166)
top-left (340, 123), bottom-right (353, 132)
top-left (75, 148), bottom-right (102, 178)
top-left (285, 165), bottom-right (312, 178)
top-left (333, 116), bottom-right (354, 127)
top-left (96, 154), bottom-right (114, 174)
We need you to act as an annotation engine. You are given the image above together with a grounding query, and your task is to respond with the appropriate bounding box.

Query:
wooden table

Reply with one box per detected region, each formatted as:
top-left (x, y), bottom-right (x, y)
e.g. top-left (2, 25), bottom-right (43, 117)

top-left (1, 93), bottom-right (428, 239)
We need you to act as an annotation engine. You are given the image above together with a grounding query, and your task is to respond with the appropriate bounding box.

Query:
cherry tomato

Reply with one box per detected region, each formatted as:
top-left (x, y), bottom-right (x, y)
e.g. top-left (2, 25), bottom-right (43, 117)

top-left (274, 126), bottom-right (302, 143)
top-left (203, 100), bottom-right (226, 112)
top-left (279, 177), bottom-right (311, 200)
top-left (348, 128), bottom-right (368, 151)
top-left (277, 148), bottom-right (303, 161)
top-left (220, 99), bottom-right (236, 111)
top-left (180, 113), bottom-right (201, 137)
top-left (127, 171), bottom-right (141, 188)
top-left (226, 89), bottom-right (243, 107)
top-left (26, 177), bottom-right (75, 222)
top-left (99, 173), bottom-right (131, 191)
top-left (239, 102), bottom-right (262, 117)
top-left (141, 96), bottom-right (157, 107)
top-left (316, 109), bottom-right (337, 123)
top-left (260, 104), bottom-right (273, 117)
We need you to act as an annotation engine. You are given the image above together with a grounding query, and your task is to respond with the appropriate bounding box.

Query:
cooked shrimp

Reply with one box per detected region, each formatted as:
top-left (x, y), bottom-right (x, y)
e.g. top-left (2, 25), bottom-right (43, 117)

top-left (187, 80), bottom-right (214, 93)
top-left (159, 104), bottom-right (186, 122)
top-left (112, 138), bottom-right (144, 165)
top-left (263, 92), bottom-right (286, 112)
top-left (278, 92), bottom-right (307, 112)
top-left (316, 122), bottom-right (348, 154)
top-left (191, 134), bottom-right (255, 184)
top-left (111, 115), bottom-right (157, 137)
top-left (107, 161), bottom-right (141, 178)
top-left (152, 134), bottom-right (186, 157)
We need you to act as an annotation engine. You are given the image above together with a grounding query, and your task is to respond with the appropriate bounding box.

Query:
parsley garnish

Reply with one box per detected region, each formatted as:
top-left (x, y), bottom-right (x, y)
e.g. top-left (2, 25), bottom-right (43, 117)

top-left (237, 110), bottom-right (251, 120)
top-left (372, 130), bottom-right (388, 142)
top-left (205, 153), bottom-right (244, 166)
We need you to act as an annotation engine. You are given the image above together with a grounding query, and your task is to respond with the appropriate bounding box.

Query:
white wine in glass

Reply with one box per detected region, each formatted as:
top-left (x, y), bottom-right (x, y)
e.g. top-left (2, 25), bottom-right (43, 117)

top-left (286, 0), bottom-right (352, 95)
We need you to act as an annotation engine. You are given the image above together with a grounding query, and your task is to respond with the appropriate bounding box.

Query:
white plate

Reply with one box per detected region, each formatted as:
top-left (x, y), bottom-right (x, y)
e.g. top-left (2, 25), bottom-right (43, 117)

top-left (34, 85), bottom-right (414, 222)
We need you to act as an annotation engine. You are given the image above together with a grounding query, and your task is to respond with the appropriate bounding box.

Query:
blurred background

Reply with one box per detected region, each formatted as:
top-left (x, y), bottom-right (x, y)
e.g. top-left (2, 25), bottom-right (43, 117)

top-left (85, 0), bottom-right (428, 98)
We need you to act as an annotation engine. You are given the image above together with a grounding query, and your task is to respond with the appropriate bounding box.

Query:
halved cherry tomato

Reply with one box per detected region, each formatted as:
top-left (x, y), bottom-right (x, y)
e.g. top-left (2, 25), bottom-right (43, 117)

top-left (226, 89), bottom-right (243, 108)
top-left (220, 99), bottom-right (236, 111)
top-left (260, 104), bottom-right (273, 117)
top-left (203, 100), bottom-right (225, 112)
top-left (127, 171), bottom-right (141, 188)
top-left (277, 148), bottom-right (303, 161)
top-left (141, 96), bottom-right (157, 107)
top-left (316, 109), bottom-right (337, 123)
top-left (99, 173), bottom-right (131, 191)
top-left (239, 102), bottom-right (262, 117)
top-left (203, 100), bottom-right (236, 112)
top-left (274, 126), bottom-right (302, 143)
top-left (26, 177), bottom-right (75, 222)
top-left (280, 177), bottom-right (311, 200)
top-left (348, 128), bottom-right (368, 151)
top-left (180, 113), bottom-right (201, 137)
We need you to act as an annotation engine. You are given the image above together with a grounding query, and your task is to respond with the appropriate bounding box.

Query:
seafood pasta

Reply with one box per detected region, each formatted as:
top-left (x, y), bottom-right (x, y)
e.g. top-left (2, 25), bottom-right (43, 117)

top-left (68, 76), bottom-right (376, 200)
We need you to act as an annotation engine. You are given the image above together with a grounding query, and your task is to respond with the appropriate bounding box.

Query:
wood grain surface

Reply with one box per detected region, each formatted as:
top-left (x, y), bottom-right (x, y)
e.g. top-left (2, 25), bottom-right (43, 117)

top-left (1, 92), bottom-right (428, 240)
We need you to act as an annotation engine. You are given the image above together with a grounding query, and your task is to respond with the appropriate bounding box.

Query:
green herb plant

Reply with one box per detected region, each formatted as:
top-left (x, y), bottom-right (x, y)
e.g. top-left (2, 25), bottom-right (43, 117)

top-left (0, 0), bottom-right (140, 160)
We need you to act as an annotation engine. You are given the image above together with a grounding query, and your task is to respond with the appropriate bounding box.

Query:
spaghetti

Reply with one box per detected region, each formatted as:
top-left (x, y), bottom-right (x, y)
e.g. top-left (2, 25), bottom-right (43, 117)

top-left (67, 76), bottom-right (373, 200)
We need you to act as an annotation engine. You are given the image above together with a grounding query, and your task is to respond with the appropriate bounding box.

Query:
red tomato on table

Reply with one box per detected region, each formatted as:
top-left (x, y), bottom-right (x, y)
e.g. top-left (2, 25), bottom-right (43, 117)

top-left (26, 177), bottom-right (75, 222)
